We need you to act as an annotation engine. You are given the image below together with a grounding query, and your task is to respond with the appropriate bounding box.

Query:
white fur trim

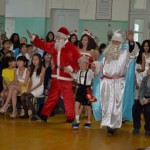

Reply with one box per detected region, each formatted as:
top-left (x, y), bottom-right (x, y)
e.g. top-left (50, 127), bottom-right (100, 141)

top-left (57, 47), bottom-right (61, 77)
top-left (67, 65), bottom-right (73, 72)
top-left (31, 35), bottom-right (36, 41)
top-left (93, 61), bottom-right (103, 75)
top-left (128, 43), bottom-right (139, 59)
top-left (57, 32), bottom-right (68, 39)
top-left (111, 34), bottom-right (123, 42)
top-left (81, 52), bottom-right (91, 57)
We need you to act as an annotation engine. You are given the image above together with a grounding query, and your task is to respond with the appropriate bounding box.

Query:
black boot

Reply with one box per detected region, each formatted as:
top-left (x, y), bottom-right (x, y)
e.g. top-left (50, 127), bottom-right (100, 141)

top-left (37, 114), bottom-right (48, 122)
top-left (65, 119), bottom-right (74, 123)
top-left (107, 127), bottom-right (116, 136)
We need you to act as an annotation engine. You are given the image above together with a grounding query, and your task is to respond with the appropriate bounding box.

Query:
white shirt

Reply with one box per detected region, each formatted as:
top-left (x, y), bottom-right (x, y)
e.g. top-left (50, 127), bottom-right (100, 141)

top-left (17, 53), bottom-right (30, 60)
top-left (74, 69), bottom-right (94, 85)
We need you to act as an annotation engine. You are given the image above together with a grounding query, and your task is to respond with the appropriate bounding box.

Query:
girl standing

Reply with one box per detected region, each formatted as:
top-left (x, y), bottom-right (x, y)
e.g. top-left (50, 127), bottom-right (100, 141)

top-left (46, 31), bottom-right (55, 42)
top-left (78, 30), bottom-right (97, 66)
top-left (78, 30), bottom-right (97, 117)
top-left (68, 30), bottom-right (79, 47)
top-left (135, 43), bottom-right (145, 100)
top-left (142, 40), bottom-right (150, 77)
top-left (92, 43), bottom-right (107, 121)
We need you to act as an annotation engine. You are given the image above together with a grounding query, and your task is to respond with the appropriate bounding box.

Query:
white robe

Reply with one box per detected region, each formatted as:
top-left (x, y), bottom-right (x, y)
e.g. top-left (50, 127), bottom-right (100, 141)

top-left (100, 50), bottom-right (129, 129)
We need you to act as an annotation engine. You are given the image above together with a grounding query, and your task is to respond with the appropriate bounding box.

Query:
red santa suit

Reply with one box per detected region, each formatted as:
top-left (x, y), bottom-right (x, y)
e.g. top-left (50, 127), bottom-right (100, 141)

top-left (32, 27), bottom-right (81, 120)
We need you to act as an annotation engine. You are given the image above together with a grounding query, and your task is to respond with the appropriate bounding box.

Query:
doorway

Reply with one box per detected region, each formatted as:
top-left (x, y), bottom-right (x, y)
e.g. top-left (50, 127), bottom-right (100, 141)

top-left (50, 9), bottom-right (80, 35)
top-left (129, 0), bottom-right (150, 43)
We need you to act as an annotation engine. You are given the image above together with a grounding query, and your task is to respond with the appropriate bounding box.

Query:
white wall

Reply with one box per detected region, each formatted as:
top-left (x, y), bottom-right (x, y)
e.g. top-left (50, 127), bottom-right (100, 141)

top-left (46, 0), bottom-right (129, 21)
top-left (112, 0), bottom-right (130, 21)
top-left (5, 0), bottom-right (46, 17)
top-left (0, 0), bottom-right (5, 15)
top-left (5, 0), bottom-right (129, 21)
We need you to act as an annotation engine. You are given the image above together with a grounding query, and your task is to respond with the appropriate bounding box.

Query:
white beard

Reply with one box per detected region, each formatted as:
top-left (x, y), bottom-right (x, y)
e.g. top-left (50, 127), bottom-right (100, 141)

top-left (104, 42), bottom-right (121, 63)
top-left (55, 39), bottom-right (65, 50)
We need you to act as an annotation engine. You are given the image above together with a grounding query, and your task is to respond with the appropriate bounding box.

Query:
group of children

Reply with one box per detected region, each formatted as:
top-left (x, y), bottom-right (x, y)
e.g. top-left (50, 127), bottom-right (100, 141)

top-left (0, 33), bottom-right (53, 120)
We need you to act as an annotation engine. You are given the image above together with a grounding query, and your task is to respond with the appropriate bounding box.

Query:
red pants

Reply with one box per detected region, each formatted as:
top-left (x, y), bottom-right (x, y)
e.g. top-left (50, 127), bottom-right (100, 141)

top-left (41, 78), bottom-right (75, 120)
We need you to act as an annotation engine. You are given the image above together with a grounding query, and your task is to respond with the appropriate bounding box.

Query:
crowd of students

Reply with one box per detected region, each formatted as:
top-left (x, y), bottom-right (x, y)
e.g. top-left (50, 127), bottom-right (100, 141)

top-left (0, 32), bottom-right (53, 119)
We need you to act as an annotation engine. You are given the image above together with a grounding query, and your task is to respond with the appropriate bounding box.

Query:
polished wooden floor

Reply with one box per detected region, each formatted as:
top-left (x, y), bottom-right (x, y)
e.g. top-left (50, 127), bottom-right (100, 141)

top-left (0, 114), bottom-right (149, 150)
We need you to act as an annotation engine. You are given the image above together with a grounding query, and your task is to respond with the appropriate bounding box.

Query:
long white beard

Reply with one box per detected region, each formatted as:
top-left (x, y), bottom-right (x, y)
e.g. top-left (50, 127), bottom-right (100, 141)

top-left (104, 42), bottom-right (121, 63)
top-left (55, 39), bottom-right (65, 50)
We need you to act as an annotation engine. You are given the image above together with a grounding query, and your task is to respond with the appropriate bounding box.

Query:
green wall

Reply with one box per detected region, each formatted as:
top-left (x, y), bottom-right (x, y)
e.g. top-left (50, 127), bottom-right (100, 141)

top-left (79, 19), bottom-right (128, 43)
top-left (14, 17), bottom-right (128, 44)
top-left (15, 17), bottom-right (46, 43)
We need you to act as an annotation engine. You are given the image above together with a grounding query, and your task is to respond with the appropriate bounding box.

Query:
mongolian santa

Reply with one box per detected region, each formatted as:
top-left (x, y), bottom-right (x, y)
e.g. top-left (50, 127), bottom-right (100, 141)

top-left (27, 27), bottom-right (81, 123)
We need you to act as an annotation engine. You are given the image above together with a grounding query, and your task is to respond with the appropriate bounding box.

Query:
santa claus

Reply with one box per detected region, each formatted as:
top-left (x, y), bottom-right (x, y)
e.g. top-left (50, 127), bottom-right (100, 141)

top-left (27, 27), bottom-right (81, 123)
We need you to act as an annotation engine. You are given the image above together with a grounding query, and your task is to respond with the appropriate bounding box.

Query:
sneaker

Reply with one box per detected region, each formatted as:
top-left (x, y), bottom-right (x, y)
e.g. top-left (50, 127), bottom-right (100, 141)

top-left (72, 122), bottom-right (80, 129)
top-left (84, 122), bottom-right (91, 128)
top-left (145, 131), bottom-right (150, 136)
top-left (132, 129), bottom-right (140, 134)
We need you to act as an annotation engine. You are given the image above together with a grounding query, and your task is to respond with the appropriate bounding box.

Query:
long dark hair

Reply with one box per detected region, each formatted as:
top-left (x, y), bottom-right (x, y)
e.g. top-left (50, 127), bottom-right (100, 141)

top-left (142, 40), bottom-right (150, 53)
top-left (30, 54), bottom-right (43, 77)
top-left (46, 31), bottom-right (55, 42)
top-left (42, 52), bottom-right (51, 68)
top-left (10, 33), bottom-right (20, 50)
top-left (68, 34), bottom-right (79, 46)
top-left (99, 43), bottom-right (106, 55)
top-left (19, 43), bottom-right (27, 53)
top-left (136, 42), bottom-right (143, 65)
top-left (79, 34), bottom-right (96, 51)
top-left (17, 56), bottom-right (28, 68)
top-left (2, 56), bottom-right (16, 69)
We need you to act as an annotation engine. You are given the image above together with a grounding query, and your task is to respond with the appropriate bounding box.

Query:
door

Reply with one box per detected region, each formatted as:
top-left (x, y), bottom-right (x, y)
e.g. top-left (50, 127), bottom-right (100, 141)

top-left (130, 14), bottom-right (149, 43)
top-left (50, 9), bottom-right (79, 35)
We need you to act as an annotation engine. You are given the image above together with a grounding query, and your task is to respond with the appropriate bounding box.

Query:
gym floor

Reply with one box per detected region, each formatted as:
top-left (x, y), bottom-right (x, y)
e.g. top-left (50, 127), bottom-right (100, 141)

top-left (0, 114), bottom-right (149, 150)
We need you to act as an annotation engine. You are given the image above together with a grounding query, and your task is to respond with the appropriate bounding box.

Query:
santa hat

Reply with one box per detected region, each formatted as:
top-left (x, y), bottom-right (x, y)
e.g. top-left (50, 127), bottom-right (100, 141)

top-left (83, 29), bottom-right (91, 36)
top-left (70, 30), bottom-right (78, 36)
top-left (83, 29), bottom-right (95, 39)
top-left (57, 27), bottom-right (70, 39)
top-left (90, 32), bottom-right (95, 39)
top-left (111, 29), bottom-right (123, 43)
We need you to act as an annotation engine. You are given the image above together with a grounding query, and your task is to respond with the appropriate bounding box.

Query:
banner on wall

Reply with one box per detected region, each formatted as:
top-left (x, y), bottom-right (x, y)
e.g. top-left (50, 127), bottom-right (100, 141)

top-left (96, 0), bottom-right (113, 20)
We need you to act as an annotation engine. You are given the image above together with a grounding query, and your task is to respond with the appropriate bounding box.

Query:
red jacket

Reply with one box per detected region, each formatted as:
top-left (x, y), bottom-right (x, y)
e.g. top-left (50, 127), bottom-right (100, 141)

top-left (33, 36), bottom-right (81, 81)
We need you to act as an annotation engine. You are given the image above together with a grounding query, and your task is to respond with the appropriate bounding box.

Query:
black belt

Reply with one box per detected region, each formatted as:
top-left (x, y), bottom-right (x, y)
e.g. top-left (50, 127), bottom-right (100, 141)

top-left (77, 84), bottom-right (91, 87)
top-left (55, 65), bottom-right (65, 69)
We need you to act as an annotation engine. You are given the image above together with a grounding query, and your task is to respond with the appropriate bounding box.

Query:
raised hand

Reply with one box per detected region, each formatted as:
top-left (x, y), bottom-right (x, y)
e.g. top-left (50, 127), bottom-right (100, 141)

top-left (26, 29), bottom-right (33, 39)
